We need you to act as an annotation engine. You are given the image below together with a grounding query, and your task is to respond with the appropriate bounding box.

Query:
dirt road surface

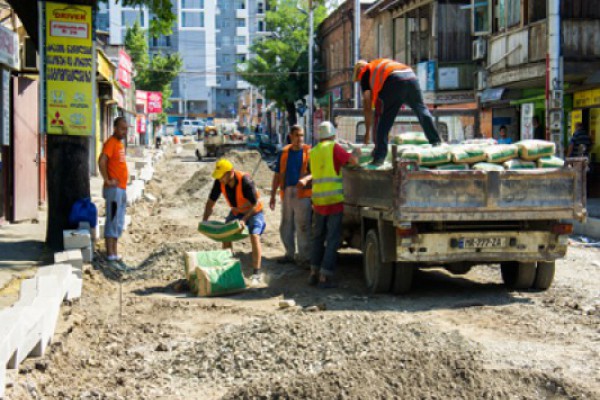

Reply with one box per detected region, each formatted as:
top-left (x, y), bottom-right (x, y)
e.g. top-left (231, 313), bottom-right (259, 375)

top-left (5, 147), bottom-right (599, 399)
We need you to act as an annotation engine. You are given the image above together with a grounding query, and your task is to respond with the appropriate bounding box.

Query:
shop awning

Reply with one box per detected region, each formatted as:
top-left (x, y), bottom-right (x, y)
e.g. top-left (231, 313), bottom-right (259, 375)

top-left (510, 94), bottom-right (546, 106)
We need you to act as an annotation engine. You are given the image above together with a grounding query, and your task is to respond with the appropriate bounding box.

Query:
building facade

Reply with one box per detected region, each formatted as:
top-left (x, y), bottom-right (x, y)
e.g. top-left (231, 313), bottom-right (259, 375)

top-left (97, 0), bottom-right (269, 118)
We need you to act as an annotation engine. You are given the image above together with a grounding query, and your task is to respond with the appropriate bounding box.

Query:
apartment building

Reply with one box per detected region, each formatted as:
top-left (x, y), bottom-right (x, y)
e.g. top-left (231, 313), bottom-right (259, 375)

top-left (97, 0), bottom-right (270, 118)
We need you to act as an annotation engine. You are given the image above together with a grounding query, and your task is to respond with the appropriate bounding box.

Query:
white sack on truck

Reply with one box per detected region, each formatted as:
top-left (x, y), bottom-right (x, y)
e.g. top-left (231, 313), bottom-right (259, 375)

top-left (516, 140), bottom-right (556, 160)
top-left (484, 144), bottom-right (519, 163)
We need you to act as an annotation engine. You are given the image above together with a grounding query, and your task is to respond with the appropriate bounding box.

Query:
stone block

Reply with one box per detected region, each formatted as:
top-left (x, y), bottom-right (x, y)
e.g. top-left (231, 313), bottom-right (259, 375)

top-left (81, 246), bottom-right (93, 263)
top-left (63, 229), bottom-right (92, 250)
top-left (78, 221), bottom-right (100, 241)
top-left (54, 250), bottom-right (84, 271)
top-left (66, 275), bottom-right (83, 301)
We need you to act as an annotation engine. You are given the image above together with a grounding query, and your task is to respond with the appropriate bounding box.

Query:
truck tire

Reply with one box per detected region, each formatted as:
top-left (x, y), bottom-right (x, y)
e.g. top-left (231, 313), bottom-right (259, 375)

top-left (363, 230), bottom-right (394, 293)
top-left (500, 261), bottom-right (536, 290)
top-left (533, 261), bottom-right (555, 290)
top-left (392, 262), bottom-right (414, 294)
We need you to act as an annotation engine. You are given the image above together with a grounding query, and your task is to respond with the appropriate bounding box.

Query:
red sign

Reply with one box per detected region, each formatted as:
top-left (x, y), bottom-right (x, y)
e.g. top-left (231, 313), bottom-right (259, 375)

top-left (118, 49), bottom-right (132, 89)
top-left (136, 114), bottom-right (146, 134)
top-left (147, 92), bottom-right (163, 114)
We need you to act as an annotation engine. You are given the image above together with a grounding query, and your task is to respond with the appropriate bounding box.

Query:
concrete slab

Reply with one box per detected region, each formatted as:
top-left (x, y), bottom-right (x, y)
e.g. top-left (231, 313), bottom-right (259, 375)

top-left (63, 229), bottom-right (92, 250)
top-left (54, 250), bottom-right (84, 271)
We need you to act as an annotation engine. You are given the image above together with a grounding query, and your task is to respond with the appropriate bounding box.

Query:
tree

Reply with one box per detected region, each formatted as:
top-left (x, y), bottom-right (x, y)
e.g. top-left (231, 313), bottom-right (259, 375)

top-left (125, 22), bottom-right (182, 124)
top-left (113, 0), bottom-right (176, 37)
top-left (238, 0), bottom-right (327, 127)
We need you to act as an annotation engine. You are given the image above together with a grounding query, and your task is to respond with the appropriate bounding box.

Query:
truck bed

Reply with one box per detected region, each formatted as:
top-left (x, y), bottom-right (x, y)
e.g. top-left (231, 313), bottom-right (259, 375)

top-left (343, 158), bottom-right (587, 222)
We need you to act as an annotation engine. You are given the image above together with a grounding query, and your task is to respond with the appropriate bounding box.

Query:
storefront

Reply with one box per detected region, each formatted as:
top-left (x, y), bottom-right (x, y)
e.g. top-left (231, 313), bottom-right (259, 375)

top-left (571, 88), bottom-right (600, 197)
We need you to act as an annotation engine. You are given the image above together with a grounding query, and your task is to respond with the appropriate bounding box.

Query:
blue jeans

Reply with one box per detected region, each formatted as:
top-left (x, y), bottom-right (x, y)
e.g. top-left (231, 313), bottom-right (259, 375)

top-left (225, 211), bottom-right (266, 235)
top-left (310, 211), bottom-right (343, 277)
top-left (103, 187), bottom-right (127, 238)
top-left (372, 77), bottom-right (441, 162)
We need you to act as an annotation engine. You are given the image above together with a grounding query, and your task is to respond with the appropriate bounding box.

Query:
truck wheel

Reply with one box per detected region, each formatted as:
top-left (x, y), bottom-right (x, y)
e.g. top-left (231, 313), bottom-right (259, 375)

top-left (363, 230), bottom-right (393, 293)
top-left (533, 261), bottom-right (555, 290)
top-left (500, 262), bottom-right (536, 289)
top-left (392, 262), bottom-right (414, 294)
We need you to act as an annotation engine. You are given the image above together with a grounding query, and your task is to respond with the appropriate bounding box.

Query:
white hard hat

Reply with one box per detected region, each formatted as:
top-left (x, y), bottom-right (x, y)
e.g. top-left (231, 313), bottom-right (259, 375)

top-left (318, 121), bottom-right (336, 140)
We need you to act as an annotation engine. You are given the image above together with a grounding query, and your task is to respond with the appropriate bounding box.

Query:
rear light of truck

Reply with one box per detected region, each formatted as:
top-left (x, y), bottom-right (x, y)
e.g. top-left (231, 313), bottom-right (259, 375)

top-left (397, 225), bottom-right (418, 237)
top-left (551, 223), bottom-right (573, 235)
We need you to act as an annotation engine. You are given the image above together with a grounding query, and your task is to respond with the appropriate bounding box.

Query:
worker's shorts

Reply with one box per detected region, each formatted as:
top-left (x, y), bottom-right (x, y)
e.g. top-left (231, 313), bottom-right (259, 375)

top-left (103, 187), bottom-right (127, 238)
top-left (226, 211), bottom-right (266, 235)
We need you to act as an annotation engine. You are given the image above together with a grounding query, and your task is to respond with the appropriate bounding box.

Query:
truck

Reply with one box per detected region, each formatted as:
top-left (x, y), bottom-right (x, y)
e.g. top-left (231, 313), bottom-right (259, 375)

top-left (196, 123), bottom-right (246, 160)
top-left (334, 109), bottom-right (587, 294)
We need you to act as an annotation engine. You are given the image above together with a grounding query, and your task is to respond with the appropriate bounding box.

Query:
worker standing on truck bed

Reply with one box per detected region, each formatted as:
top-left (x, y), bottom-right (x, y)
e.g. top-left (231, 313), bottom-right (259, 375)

top-left (269, 125), bottom-right (313, 269)
top-left (308, 122), bottom-right (358, 288)
top-left (353, 59), bottom-right (442, 165)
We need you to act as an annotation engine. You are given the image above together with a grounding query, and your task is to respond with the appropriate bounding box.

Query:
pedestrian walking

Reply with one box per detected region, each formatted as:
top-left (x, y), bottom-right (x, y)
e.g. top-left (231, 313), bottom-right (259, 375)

top-left (203, 159), bottom-right (266, 286)
top-left (308, 122), bottom-right (358, 288)
top-left (567, 122), bottom-right (593, 158)
top-left (269, 125), bottom-right (312, 268)
top-left (98, 116), bottom-right (129, 268)
top-left (353, 58), bottom-right (442, 165)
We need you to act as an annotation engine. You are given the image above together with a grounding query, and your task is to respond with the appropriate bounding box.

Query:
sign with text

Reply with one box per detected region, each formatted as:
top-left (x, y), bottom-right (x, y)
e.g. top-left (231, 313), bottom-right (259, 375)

top-left (520, 103), bottom-right (534, 140)
top-left (147, 91), bottom-right (163, 114)
top-left (0, 25), bottom-right (19, 69)
top-left (43, 2), bottom-right (95, 135)
top-left (118, 50), bottom-right (132, 89)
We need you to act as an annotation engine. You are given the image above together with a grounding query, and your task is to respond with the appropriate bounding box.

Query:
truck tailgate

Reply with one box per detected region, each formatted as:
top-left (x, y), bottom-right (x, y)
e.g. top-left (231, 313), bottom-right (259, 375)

top-left (342, 159), bottom-right (587, 222)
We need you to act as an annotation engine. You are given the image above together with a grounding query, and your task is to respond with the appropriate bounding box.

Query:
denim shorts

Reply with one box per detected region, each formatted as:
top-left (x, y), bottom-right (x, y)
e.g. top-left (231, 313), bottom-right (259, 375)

top-left (103, 187), bottom-right (127, 238)
top-left (225, 211), bottom-right (266, 235)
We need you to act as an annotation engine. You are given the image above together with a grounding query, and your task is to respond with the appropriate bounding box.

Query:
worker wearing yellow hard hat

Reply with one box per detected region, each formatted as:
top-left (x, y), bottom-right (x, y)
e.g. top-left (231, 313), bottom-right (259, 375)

top-left (203, 158), bottom-right (266, 286)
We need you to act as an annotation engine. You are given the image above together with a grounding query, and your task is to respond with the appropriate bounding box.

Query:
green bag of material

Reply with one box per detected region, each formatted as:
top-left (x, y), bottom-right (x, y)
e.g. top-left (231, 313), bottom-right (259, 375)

top-left (503, 159), bottom-right (536, 170)
top-left (484, 144), bottom-right (519, 163)
top-left (473, 162), bottom-right (505, 171)
top-left (462, 138), bottom-right (497, 146)
top-left (401, 146), bottom-right (451, 166)
top-left (451, 145), bottom-right (486, 164)
top-left (537, 156), bottom-right (564, 168)
top-left (435, 163), bottom-right (469, 171)
top-left (198, 220), bottom-right (249, 242)
top-left (185, 250), bottom-right (246, 297)
top-left (391, 132), bottom-right (429, 145)
top-left (516, 140), bottom-right (556, 160)
top-left (350, 144), bottom-right (374, 164)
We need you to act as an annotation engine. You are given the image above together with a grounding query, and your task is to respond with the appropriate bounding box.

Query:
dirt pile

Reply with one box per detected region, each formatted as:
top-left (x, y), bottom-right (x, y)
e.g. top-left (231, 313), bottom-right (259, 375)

top-left (224, 150), bottom-right (274, 192)
top-left (162, 313), bottom-right (589, 400)
top-left (175, 168), bottom-right (213, 197)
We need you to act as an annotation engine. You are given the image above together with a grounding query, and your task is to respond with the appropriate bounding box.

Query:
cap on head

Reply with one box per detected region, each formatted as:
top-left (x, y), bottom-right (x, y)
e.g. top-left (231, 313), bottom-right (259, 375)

top-left (212, 158), bottom-right (233, 180)
top-left (352, 60), bottom-right (368, 82)
top-left (318, 121), bottom-right (336, 140)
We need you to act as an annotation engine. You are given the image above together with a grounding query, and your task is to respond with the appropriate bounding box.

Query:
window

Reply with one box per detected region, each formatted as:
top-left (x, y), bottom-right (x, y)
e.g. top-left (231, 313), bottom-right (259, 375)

top-left (496, 0), bottom-right (521, 30)
top-left (236, 18), bottom-right (246, 27)
top-left (183, 0), bottom-right (204, 8)
top-left (377, 24), bottom-right (383, 57)
top-left (236, 0), bottom-right (245, 9)
top-left (182, 12), bottom-right (204, 28)
top-left (472, 0), bottom-right (490, 35)
top-left (122, 10), bottom-right (145, 28)
top-left (258, 3), bottom-right (264, 13)
top-left (222, 36), bottom-right (232, 46)
top-left (235, 36), bottom-right (246, 45)
top-left (257, 20), bottom-right (264, 32)
top-left (152, 35), bottom-right (171, 47)
top-left (226, 90), bottom-right (231, 96)
top-left (237, 54), bottom-right (246, 63)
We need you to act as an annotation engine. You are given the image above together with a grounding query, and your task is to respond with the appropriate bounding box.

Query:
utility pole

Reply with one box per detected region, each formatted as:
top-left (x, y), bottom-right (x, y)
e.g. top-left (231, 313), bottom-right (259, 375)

top-left (353, 0), bottom-right (360, 109)
top-left (308, 0), bottom-right (314, 145)
top-left (547, 0), bottom-right (564, 156)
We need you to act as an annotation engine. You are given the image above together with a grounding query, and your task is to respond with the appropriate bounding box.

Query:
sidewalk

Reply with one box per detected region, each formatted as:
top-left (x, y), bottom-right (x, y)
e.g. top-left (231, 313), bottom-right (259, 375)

top-left (0, 208), bottom-right (48, 308)
top-left (574, 198), bottom-right (600, 239)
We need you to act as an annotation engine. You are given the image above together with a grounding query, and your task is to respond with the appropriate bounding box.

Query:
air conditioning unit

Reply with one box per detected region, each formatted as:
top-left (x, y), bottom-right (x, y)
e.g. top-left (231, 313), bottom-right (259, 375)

top-left (472, 38), bottom-right (486, 61)
top-left (21, 37), bottom-right (39, 71)
top-left (549, 90), bottom-right (563, 109)
top-left (476, 70), bottom-right (487, 90)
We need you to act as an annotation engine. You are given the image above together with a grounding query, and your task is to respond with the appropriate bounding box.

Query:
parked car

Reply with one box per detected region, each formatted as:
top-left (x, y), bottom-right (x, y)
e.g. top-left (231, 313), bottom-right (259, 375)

top-left (165, 123), bottom-right (176, 136)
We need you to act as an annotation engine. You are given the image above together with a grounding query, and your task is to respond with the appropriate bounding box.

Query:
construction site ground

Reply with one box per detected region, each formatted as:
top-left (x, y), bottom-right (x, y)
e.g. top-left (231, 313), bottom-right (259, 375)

top-left (3, 146), bottom-right (600, 399)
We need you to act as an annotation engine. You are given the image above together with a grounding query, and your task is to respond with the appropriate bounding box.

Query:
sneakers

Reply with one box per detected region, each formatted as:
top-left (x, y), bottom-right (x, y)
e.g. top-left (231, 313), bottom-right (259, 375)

top-left (107, 254), bottom-right (122, 261)
top-left (249, 273), bottom-right (263, 287)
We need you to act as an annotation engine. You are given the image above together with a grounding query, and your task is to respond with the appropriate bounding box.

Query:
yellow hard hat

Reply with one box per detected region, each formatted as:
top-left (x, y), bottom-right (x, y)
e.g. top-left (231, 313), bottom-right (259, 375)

top-left (352, 60), bottom-right (368, 82)
top-left (212, 158), bottom-right (233, 180)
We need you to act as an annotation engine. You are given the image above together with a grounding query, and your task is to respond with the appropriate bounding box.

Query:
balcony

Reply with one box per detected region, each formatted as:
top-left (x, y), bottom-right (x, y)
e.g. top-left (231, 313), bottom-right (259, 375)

top-left (237, 80), bottom-right (250, 90)
top-left (236, 26), bottom-right (248, 36)
top-left (236, 44), bottom-right (248, 54)
top-left (236, 8), bottom-right (248, 19)
top-left (488, 19), bottom-right (600, 87)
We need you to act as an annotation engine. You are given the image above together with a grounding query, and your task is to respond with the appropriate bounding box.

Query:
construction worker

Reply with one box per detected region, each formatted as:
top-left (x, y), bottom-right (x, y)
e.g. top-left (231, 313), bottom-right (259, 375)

top-left (269, 125), bottom-right (312, 268)
top-left (98, 116), bottom-right (129, 268)
top-left (353, 59), bottom-right (442, 165)
top-left (308, 122), bottom-right (358, 288)
top-left (203, 159), bottom-right (266, 285)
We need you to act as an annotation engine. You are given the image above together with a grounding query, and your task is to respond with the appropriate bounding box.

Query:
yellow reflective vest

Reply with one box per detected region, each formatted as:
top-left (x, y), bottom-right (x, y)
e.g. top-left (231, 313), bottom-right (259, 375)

top-left (309, 141), bottom-right (344, 206)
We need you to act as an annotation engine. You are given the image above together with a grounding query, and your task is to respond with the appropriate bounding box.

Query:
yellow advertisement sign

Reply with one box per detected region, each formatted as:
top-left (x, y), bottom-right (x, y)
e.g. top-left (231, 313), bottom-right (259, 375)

top-left (590, 108), bottom-right (600, 157)
top-left (44, 2), bottom-right (95, 135)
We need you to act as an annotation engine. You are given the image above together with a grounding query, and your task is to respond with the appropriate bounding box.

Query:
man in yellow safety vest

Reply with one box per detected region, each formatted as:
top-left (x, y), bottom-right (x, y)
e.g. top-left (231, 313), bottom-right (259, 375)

top-left (308, 121), bottom-right (358, 288)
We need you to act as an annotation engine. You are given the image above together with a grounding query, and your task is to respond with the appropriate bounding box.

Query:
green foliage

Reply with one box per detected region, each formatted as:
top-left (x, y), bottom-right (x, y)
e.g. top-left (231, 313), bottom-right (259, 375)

top-left (118, 0), bottom-right (176, 37)
top-left (238, 0), bottom-right (327, 122)
top-left (125, 21), bottom-right (182, 124)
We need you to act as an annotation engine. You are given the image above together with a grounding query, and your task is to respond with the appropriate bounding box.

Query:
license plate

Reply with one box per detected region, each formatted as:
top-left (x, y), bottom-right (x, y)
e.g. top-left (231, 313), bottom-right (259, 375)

top-left (459, 237), bottom-right (507, 249)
